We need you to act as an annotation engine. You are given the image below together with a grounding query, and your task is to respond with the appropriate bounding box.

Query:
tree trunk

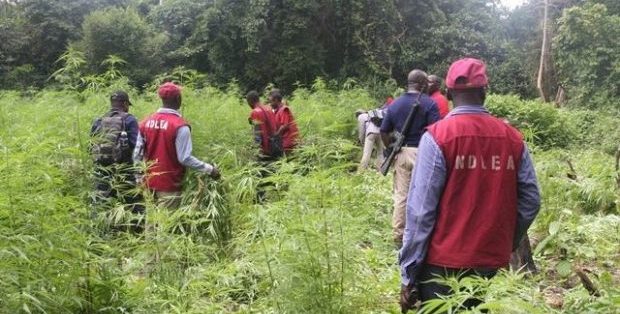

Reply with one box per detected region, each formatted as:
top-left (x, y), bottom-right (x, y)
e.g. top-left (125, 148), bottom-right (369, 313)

top-left (537, 0), bottom-right (550, 102)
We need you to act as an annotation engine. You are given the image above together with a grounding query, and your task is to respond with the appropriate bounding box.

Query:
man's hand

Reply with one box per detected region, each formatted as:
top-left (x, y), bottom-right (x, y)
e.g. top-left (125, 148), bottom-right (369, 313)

top-left (400, 284), bottom-right (418, 313)
top-left (209, 167), bottom-right (221, 180)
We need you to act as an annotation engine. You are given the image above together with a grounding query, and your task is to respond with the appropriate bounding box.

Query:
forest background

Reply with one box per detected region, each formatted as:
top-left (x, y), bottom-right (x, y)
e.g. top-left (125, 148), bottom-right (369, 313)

top-left (1, 0), bottom-right (619, 107)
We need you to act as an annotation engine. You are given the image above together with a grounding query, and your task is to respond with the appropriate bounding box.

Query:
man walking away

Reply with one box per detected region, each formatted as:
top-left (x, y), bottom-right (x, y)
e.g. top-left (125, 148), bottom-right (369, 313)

top-left (428, 75), bottom-right (450, 119)
top-left (398, 58), bottom-right (541, 312)
top-left (90, 91), bottom-right (144, 229)
top-left (134, 82), bottom-right (220, 209)
top-left (380, 70), bottom-right (440, 247)
top-left (357, 108), bottom-right (385, 171)
top-left (269, 89), bottom-right (299, 153)
top-left (246, 90), bottom-right (279, 160)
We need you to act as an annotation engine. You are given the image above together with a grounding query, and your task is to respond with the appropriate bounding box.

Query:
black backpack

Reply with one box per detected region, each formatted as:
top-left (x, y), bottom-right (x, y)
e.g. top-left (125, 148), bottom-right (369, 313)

top-left (91, 111), bottom-right (131, 166)
top-left (368, 108), bottom-right (385, 127)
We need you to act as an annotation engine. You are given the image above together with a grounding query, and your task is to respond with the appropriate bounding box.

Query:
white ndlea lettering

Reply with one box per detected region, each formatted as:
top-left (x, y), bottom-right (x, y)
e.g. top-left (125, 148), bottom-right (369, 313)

top-left (146, 119), bottom-right (169, 130)
top-left (454, 154), bottom-right (516, 171)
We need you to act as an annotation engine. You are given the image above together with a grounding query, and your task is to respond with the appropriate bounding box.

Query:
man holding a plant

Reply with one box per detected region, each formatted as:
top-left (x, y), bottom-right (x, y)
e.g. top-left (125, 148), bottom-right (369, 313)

top-left (246, 90), bottom-right (279, 160)
top-left (268, 89), bottom-right (299, 154)
top-left (134, 82), bottom-right (220, 209)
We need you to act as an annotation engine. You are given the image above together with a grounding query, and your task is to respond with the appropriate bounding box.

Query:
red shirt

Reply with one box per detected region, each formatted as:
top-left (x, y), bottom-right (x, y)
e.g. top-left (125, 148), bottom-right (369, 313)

top-left (273, 105), bottom-right (299, 150)
top-left (430, 91), bottom-right (450, 119)
top-left (139, 112), bottom-right (188, 192)
top-left (250, 104), bottom-right (277, 155)
top-left (425, 114), bottom-right (524, 268)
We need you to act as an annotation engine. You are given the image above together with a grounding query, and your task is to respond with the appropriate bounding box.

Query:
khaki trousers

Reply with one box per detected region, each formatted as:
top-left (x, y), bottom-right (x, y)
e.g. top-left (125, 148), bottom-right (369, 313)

top-left (359, 132), bottom-right (384, 171)
top-left (154, 191), bottom-right (182, 209)
top-left (392, 147), bottom-right (418, 243)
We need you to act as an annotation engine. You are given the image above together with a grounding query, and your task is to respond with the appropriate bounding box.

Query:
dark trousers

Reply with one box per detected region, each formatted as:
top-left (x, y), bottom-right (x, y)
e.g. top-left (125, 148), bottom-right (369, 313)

top-left (418, 264), bottom-right (497, 313)
top-left (92, 166), bottom-right (145, 232)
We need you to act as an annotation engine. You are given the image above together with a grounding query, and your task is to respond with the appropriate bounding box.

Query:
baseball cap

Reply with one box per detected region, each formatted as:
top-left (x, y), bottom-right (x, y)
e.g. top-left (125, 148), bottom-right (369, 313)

top-left (446, 58), bottom-right (488, 89)
top-left (158, 82), bottom-right (182, 99)
top-left (110, 90), bottom-right (132, 106)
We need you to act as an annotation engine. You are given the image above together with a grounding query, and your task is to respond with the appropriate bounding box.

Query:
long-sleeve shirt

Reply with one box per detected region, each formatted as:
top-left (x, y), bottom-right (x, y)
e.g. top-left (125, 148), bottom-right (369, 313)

top-left (399, 105), bottom-right (541, 285)
top-left (133, 108), bottom-right (214, 174)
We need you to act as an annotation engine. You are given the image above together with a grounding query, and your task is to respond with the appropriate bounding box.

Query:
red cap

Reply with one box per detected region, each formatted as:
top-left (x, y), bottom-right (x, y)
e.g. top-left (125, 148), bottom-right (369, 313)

top-left (446, 58), bottom-right (488, 89)
top-left (158, 82), bottom-right (182, 99)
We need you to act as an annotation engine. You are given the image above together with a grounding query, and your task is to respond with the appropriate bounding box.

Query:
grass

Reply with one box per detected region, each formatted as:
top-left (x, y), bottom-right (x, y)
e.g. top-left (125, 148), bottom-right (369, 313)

top-left (0, 85), bottom-right (618, 313)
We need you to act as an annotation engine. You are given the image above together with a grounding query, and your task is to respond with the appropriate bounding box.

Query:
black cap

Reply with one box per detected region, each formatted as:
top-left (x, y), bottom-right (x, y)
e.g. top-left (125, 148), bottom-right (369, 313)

top-left (110, 90), bottom-right (132, 106)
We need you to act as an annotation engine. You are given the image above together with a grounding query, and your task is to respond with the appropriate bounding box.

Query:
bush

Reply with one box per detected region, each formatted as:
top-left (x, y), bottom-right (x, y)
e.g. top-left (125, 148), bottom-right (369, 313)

top-left (486, 94), bottom-right (578, 149)
top-left (79, 7), bottom-right (167, 87)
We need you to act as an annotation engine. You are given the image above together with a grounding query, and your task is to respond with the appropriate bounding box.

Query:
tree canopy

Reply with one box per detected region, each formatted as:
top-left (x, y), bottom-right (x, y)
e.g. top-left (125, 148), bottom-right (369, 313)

top-left (0, 0), bottom-right (618, 107)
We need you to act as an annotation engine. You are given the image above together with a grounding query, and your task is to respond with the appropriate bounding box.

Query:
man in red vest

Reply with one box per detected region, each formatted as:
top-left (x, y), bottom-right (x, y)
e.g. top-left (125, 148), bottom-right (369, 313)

top-left (269, 89), bottom-right (299, 153)
top-left (428, 75), bottom-right (450, 119)
top-left (134, 82), bottom-right (220, 209)
top-left (246, 90), bottom-right (278, 160)
top-left (398, 58), bottom-right (540, 312)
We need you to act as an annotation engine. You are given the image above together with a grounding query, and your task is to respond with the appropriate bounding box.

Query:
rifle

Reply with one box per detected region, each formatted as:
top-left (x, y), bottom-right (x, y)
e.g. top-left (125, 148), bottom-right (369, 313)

top-left (380, 93), bottom-right (422, 176)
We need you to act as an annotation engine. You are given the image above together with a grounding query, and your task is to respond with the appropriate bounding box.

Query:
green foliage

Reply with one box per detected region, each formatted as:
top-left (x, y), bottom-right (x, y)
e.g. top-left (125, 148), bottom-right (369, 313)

top-left (486, 95), bottom-right (577, 149)
top-left (554, 3), bottom-right (620, 108)
top-left (566, 108), bottom-right (620, 155)
top-left (1, 86), bottom-right (619, 312)
top-left (79, 7), bottom-right (167, 87)
top-left (50, 47), bottom-right (87, 90)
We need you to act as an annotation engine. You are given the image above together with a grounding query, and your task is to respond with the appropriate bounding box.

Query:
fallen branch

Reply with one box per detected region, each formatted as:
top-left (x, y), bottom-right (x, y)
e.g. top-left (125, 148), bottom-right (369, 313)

top-left (575, 268), bottom-right (600, 297)
top-left (566, 159), bottom-right (577, 181)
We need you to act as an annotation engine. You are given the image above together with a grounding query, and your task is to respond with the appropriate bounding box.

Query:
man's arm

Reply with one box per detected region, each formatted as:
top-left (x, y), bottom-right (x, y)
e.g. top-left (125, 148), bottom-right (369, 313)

top-left (357, 114), bottom-right (367, 145)
top-left (513, 143), bottom-right (541, 250)
top-left (175, 126), bottom-right (215, 174)
top-left (274, 107), bottom-right (292, 136)
top-left (249, 111), bottom-right (263, 144)
top-left (426, 100), bottom-right (441, 125)
top-left (380, 109), bottom-right (394, 147)
top-left (125, 115), bottom-right (140, 149)
top-left (399, 133), bottom-right (447, 286)
top-left (252, 124), bottom-right (262, 144)
top-left (133, 132), bottom-right (145, 164)
top-left (380, 132), bottom-right (392, 148)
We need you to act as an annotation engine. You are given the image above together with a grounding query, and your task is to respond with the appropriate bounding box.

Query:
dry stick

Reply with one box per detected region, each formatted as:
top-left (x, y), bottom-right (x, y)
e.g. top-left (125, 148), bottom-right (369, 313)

top-left (575, 268), bottom-right (600, 297)
top-left (537, 0), bottom-right (550, 102)
top-left (566, 159), bottom-right (578, 181)
top-left (615, 146), bottom-right (620, 188)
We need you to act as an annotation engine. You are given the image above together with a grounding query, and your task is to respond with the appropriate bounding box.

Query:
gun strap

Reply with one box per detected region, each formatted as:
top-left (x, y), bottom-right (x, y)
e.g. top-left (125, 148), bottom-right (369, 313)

top-left (398, 93), bottom-right (422, 142)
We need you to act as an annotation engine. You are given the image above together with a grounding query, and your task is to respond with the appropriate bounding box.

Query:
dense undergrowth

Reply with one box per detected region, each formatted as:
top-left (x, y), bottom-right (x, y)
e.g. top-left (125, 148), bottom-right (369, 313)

top-left (0, 84), bottom-right (619, 313)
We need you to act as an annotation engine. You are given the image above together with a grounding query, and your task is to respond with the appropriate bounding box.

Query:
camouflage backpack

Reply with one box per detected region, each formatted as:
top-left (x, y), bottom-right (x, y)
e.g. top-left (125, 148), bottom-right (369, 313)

top-left (91, 111), bottom-right (131, 166)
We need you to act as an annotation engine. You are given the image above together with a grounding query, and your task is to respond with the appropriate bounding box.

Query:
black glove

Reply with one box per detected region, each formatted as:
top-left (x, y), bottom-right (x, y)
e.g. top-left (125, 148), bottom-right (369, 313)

top-left (400, 284), bottom-right (418, 314)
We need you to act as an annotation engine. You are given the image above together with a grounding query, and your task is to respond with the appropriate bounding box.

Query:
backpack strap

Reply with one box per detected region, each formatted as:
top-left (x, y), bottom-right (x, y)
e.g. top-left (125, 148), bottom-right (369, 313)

top-left (107, 110), bottom-right (129, 132)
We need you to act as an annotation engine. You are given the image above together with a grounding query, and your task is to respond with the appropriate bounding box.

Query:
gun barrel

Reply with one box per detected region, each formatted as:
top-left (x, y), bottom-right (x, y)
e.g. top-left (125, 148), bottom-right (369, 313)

top-left (380, 133), bottom-right (404, 175)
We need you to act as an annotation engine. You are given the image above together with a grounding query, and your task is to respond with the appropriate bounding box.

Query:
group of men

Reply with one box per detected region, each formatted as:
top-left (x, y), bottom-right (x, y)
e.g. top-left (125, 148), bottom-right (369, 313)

top-left (373, 58), bottom-right (541, 312)
top-left (90, 84), bottom-right (299, 220)
top-left (245, 89), bottom-right (300, 160)
top-left (91, 82), bottom-right (220, 219)
top-left (91, 57), bottom-right (541, 312)
top-left (356, 74), bottom-right (450, 172)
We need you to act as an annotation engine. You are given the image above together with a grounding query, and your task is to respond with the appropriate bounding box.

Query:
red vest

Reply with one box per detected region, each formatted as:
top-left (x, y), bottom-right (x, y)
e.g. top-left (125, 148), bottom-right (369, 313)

top-left (139, 112), bottom-right (188, 192)
top-left (426, 113), bottom-right (524, 268)
top-left (274, 105), bottom-right (299, 150)
top-left (250, 105), bottom-right (277, 155)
